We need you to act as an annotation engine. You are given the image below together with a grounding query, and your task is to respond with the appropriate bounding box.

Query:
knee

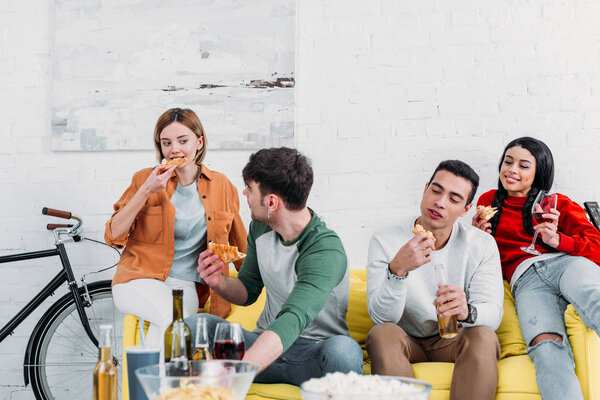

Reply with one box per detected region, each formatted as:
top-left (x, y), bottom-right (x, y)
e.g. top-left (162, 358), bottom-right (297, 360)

top-left (527, 335), bottom-right (574, 369)
top-left (366, 323), bottom-right (402, 350)
top-left (321, 336), bottom-right (363, 373)
top-left (324, 336), bottom-right (363, 361)
top-left (461, 326), bottom-right (498, 344)
top-left (530, 333), bottom-right (563, 347)
top-left (459, 327), bottom-right (500, 357)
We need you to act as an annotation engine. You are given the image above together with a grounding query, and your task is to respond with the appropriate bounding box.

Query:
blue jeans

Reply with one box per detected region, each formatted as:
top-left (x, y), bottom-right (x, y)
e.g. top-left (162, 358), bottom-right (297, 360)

top-left (512, 254), bottom-right (600, 400)
top-left (184, 314), bottom-right (364, 386)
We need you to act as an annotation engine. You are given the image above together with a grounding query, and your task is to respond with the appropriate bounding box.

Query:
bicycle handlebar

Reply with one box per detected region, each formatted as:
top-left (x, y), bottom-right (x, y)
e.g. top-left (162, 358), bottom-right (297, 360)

top-left (47, 224), bottom-right (74, 230)
top-left (42, 207), bottom-right (83, 243)
top-left (42, 207), bottom-right (72, 219)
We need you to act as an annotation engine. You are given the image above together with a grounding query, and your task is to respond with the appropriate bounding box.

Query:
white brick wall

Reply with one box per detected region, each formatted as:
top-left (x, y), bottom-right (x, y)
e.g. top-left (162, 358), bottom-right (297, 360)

top-left (2, 0), bottom-right (600, 397)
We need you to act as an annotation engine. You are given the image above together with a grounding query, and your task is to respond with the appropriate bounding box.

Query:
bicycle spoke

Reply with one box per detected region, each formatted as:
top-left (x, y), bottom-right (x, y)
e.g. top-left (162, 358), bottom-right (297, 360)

top-left (46, 369), bottom-right (93, 394)
top-left (29, 362), bottom-right (96, 367)
top-left (63, 383), bottom-right (94, 400)
top-left (52, 313), bottom-right (98, 354)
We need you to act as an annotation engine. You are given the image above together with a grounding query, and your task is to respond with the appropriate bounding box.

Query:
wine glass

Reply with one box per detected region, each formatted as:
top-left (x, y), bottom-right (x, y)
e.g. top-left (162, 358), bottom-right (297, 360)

top-left (214, 322), bottom-right (245, 360)
top-left (521, 191), bottom-right (558, 255)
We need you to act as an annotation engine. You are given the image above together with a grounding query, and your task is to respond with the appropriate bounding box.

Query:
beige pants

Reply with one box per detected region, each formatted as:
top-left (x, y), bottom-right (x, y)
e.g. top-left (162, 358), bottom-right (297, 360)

top-left (366, 323), bottom-right (500, 400)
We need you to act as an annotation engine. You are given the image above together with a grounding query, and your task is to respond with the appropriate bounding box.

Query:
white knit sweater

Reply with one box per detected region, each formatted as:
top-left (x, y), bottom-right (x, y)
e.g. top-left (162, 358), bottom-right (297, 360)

top-left (367, 216), bottom-right (504, 338)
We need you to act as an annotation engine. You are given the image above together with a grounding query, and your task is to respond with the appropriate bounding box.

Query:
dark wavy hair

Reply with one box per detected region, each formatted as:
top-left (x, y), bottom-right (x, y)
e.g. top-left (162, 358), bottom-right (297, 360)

top-left (428, 160), bottom-right (480, 204)
top-left (489, 137), bottom-right (555, 238)
top-left (242, 147), bottom-right (313, 211)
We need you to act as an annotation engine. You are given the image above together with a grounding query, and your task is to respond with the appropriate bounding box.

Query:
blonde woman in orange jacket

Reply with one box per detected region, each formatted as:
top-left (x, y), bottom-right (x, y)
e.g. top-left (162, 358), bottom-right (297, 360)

top-left (105, 108), bottom-right (246, 350)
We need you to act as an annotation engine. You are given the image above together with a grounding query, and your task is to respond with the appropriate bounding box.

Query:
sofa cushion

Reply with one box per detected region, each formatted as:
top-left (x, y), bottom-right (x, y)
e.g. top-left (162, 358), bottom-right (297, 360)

top-left (496, 281), bottom-right (528, 359)
top-left (566, 305), bottom-right (600, 400)
top-left (347, 269), bottom-right (374, 359)
top-left (246, 384), bottom-right (300, 400)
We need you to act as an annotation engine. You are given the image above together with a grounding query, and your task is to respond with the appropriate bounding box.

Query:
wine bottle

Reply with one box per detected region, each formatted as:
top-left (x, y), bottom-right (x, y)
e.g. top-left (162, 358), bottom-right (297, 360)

top-left (93, 325), bottom-right (118, 400)
top-left (193, 316), bottom-right (213, 360)
top-left (164, 289), bottom-right (192, 374)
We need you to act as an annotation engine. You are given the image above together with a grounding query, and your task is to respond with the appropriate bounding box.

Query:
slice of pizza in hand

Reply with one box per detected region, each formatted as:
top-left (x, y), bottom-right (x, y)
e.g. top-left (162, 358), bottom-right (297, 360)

top-left (411, 223), bottom-right (436, 250)
top-left (160, 157), bottom-right (188, 171)
top-left (208, 242), bottom-right (246, 264)
top-left (476, 205), bottom-right (498, 221)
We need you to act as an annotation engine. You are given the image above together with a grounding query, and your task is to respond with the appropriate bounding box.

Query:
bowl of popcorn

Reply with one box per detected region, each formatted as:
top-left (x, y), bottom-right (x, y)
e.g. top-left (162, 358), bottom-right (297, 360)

top-left (136, 360), bottom-right (259, 400)
top-left (300, 372), bottom-right (432, 400)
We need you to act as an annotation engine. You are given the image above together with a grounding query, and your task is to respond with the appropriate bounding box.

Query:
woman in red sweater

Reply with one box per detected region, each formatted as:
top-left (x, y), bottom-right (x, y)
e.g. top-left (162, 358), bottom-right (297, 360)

top-left (473, 136), bottom-right (600, 400)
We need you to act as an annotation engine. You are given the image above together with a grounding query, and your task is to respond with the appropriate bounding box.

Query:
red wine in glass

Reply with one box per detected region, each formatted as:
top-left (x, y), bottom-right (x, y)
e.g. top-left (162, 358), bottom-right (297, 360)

top-left (521, 191), bottom-right (558, 255)
top-left (532, 212), bottom-right (551, 223)
top-left (214, 340), bottom-right (245, 360)
top-left (213, 322), bottom-right (245, 360)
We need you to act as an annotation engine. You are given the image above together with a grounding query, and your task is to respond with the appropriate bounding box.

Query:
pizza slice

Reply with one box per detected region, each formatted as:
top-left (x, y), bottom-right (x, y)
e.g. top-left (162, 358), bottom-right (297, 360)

top-left (160, 157), bottom-right (188, 171)
top-left (208, 242), bottom-right (246, 264)
top-left (476, 205), bottom-right (498, 221)
top-left (411, 223), bottom-right (436, 250)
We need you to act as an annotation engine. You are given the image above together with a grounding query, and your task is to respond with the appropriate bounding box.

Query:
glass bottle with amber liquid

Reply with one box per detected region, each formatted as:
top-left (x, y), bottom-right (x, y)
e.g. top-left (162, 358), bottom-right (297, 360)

top-left (164, 289), bottom-right (192, 375)
top-left (93, 324), bottom-right (117, 400)
top-left (193, 316), bottom-right (213, 360)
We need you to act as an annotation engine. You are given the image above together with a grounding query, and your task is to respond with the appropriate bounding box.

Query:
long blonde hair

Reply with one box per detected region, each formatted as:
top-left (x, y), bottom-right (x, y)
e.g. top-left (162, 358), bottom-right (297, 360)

top-left (153, 108), bottom-right (208, 165)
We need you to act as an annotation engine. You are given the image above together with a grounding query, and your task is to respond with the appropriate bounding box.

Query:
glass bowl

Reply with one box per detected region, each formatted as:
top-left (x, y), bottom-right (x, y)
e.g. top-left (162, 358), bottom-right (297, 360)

top-left (300, 373), bottom-right (432, 400)
top-left (136, 360), bottom-right (259, 400)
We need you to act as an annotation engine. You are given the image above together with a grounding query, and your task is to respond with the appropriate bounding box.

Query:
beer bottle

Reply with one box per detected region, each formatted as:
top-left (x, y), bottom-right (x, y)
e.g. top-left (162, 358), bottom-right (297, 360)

top-left (93, 324), bottom-right (118, 400)
top-left (193, 316), bottom-right (213, 360)
top-left (164, 289), bottom-right (192, 374)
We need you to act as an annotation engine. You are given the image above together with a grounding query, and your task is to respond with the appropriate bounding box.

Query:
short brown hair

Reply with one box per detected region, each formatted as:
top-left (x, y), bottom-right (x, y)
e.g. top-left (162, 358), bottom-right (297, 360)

top-left (153, 108), bottom-right (208, 165)
top-left (242, 147), bottom-right (313, 211)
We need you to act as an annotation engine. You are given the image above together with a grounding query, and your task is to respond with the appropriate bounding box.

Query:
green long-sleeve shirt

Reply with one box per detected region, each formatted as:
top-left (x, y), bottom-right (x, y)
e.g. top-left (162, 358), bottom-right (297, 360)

top-left (237, 211), bottom-right (350, 350)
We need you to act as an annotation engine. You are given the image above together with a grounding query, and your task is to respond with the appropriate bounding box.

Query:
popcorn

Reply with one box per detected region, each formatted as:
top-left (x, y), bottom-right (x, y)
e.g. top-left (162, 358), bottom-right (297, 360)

top-left (301, 372), bottom-right (426, 399)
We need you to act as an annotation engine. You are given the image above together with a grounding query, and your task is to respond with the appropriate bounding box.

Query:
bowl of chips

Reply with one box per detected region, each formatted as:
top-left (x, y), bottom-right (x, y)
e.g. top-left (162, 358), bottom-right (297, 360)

top-left (136, 360), bottom-right (259, 400)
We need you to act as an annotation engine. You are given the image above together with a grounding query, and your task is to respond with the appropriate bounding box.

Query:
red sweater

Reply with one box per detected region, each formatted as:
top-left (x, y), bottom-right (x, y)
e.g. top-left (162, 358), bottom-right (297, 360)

top-left (478, 190), bottom-right (600, 282)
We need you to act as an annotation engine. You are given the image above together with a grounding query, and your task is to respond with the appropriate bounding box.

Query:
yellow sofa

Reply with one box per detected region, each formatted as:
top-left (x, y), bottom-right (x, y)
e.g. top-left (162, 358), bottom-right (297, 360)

top-left (122, 269), bottom-right (600, 400)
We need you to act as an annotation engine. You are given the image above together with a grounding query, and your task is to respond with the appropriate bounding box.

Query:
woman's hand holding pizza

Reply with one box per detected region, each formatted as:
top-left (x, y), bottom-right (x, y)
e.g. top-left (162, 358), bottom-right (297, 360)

top-left (140, 164), bottom-right (176, 195)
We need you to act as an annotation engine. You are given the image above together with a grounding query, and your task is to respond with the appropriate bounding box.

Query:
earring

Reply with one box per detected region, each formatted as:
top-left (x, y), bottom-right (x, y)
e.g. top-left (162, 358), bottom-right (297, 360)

top-left (267, 208), bottom-right (271, 219)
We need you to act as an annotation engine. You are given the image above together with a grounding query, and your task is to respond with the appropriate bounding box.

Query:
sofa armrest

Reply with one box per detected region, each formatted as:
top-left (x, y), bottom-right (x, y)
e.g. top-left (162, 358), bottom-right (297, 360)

top-left (565, 304), bottom-right (600, 400)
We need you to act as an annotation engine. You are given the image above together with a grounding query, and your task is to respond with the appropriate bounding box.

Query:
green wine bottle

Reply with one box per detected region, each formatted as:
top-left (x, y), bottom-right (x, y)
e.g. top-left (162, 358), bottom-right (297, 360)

top-left (164, 289), bottom-right (192, 375)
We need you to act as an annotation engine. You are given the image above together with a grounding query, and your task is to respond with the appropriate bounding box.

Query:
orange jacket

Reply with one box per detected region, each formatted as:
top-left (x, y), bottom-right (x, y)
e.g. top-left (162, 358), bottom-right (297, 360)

top-left (105, 164), bottom-right (247, 318)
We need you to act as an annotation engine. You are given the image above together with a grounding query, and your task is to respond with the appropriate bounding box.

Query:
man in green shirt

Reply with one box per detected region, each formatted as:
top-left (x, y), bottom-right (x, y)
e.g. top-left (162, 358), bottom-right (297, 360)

top-left (187, 147), bottom-right (363, 385)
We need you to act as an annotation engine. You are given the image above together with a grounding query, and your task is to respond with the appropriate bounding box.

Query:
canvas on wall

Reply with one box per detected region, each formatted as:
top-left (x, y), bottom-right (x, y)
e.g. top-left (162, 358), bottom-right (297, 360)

top-left (51, 0), bottom-right (295, 151)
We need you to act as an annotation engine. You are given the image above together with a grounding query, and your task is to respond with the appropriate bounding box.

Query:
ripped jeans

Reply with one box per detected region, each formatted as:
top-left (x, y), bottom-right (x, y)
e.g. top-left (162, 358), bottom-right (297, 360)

top-left (513, 255), bottom-right (600, 400)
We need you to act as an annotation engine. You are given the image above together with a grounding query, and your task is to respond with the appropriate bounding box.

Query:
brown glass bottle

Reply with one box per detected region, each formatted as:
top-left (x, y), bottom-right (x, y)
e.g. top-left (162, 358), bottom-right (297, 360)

top-left (164, 289), bottom-right (192, 374)
top-left (93, 325), bottom-right (118, 400)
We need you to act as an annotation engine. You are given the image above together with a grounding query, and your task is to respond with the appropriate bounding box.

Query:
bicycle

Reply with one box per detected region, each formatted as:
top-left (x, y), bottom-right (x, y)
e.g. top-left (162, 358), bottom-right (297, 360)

top-left (0, 207), bottom-right (125, 400)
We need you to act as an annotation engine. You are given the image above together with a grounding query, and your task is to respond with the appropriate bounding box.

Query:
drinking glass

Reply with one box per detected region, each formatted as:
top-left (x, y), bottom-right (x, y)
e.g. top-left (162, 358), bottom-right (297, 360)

top-left (521, 191), bottom-right (558, 255)
top-left (214, 322), bottom-right (245, 360)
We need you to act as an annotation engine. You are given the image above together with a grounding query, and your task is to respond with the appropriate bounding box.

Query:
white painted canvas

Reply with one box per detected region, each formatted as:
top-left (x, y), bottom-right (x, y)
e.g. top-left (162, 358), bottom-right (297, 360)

top-left (51, 0), bottom-right (295, 151)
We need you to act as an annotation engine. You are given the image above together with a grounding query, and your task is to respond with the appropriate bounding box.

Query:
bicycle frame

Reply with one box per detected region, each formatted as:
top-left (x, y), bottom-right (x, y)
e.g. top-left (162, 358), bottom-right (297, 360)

top-left (0, 242), bottom-right (99, 347)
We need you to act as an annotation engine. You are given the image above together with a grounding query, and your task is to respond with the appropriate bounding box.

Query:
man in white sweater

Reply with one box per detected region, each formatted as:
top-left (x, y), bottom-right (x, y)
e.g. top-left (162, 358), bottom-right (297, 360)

top-left (367, 160), bottom-right (503, 400)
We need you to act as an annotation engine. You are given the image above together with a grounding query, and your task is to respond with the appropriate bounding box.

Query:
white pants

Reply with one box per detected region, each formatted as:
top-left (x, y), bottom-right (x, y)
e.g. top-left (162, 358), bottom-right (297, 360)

top-left (112, 277), bottom-right (199, 352)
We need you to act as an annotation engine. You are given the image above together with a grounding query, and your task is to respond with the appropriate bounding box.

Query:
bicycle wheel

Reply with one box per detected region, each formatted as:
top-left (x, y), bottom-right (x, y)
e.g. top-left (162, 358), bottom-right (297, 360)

top-left (26, 280), bottom-right (125, 400)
